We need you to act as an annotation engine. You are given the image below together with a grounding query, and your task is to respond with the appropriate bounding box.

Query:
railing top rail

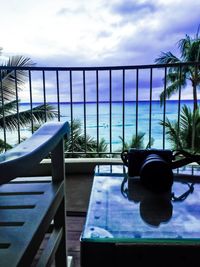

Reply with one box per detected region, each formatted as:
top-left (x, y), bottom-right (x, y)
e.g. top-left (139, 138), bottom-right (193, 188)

top-left (0, 61), bottom-right (199, 71)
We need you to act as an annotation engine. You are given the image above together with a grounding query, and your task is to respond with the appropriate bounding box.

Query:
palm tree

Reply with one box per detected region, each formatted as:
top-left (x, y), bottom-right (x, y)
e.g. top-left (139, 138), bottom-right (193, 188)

top-left (113, 132), bottom-right (154, 157)
top-left (155, 29), bottom-right (200, 111)
top-left (64, 119), bottom-right (108, 158)
top-left (160, 105), bottom-right (200, 153)
top-left (156, 29), bottom-right (200, 152)
top-left (0, 49), bottom-right (57, 150)
top-left (120, 132), bottom-right (147, 150)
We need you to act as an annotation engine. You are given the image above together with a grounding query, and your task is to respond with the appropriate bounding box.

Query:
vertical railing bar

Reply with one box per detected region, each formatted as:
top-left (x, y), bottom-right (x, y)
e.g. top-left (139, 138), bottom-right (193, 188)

top-left (177, 65), bottom-right (182, 144)
top-left (83, 70), bottom-right (87, 153)
top-left (56, 70), bottom-right (61, 121)
top-left (109, 69), bottom-right (112, 154)
top-left (122, 69), bottom-right (125, 150)
top-left (28, 70), bottom-right (34, 133)
top-left (136, 68), bottom-right (139, 138)
top-left (42, 70), bottom-right (47, 122)
top-left (69, 70), bottom-right (74, 153)
top-left (0, 70), bottom-right (7, 150)
top-left (194, 64), bottom-right (198, 110)
top-left (191, 165), bottom-right (194, 176)
top-left (96, 70), bottom-right (99, 153)
top-left (149, 68), bottom-right (153, 147)
top-left (163, 67), bottom-right (167, 149)
top-left (14, 69), bottom-right (20, 143)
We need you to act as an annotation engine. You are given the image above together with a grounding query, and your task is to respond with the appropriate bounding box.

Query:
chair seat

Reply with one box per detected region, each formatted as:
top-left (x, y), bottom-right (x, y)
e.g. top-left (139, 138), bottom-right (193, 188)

top-left (0, 178), bottom-right (64, 267)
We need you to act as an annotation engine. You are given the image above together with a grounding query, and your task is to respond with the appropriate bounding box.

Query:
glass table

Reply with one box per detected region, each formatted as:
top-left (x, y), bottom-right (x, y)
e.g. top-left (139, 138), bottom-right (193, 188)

top-left (81, 164), bottom-right (200, 267)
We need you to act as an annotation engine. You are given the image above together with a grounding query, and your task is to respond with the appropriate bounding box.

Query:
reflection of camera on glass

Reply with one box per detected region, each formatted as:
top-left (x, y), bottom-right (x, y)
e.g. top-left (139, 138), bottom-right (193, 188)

top-left (121, 148), bottom-right (174, 193)
top-left (121, 177), bottom-right (173, 226)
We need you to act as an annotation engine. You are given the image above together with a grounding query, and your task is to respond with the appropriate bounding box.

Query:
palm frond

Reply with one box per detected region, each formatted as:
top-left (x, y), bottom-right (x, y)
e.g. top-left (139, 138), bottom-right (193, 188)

top-left (0, 56), bottom-right (34, 102)
top-left (0, 100), bottom-right (17, 116)
top-left (98, 138), bottom-right (108, 157)
top-left (155, 51), bottom-right (181, 64)
top-left (160, 80), bottom-right (182, 105)
top-left (64, 119), bottom-right (107, 158)
top-left (166, 69), bottom-right (187, 84)
top-left (0, 138), bottom-right (12, 152)
top-left (179, 105), bottom-right (200, 151)
top-left (180, 105), bottom-right (192, 129)
top-left (160, 118), bottom-right (182, 150)
top-left (190, 39), bottom-right (200, 62)
top-left (163, 105), bottom-right (200, 153)
top-left (118, 136), bottom-right (129, 150)
top-left (118, 132), bottom-right (148, 151)
top-left (160, 69), bottom-right (187, 105)
top-left (31, 104), bottom-right (58, 123)
top-left (0, 104), bottom-right (57, 131)
top-left (178, 35), bottom-right (191, 60)
top-left (130, 132), bottom-right (145, 149)
top-left (166, 71), bottom-right (180, 83)
top-left (178, 34), bottom-right (200, 62)
top-left (145, 137), bottom-right (154, 149)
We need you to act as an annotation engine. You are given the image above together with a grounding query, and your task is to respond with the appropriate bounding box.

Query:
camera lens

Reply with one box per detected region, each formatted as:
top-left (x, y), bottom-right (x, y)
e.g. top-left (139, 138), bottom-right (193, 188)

top-left (139, 154), bottom-right (173, 193)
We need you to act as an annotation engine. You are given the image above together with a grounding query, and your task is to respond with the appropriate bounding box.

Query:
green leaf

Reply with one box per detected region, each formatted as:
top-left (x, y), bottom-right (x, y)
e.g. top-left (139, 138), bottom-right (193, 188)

top-left (0, 103), bottom-right (58, 131)
top-left (0, 56), bottom-right (34, 102)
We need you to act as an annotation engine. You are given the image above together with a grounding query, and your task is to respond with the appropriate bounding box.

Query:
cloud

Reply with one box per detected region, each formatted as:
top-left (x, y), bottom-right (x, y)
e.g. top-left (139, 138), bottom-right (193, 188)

top-left (1, 0), bottom-right (199, 103)
top-left (1, 0), bottom-right (199, 68)
top-left (110, 0), bottom-right (156, 16)
top-left (56, 8), bottom-right (71, 16)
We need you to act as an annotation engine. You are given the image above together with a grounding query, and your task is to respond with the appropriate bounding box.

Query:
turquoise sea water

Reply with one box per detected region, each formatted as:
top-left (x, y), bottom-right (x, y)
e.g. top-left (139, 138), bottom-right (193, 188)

top-left (3, 100), bottom-right (196, 150)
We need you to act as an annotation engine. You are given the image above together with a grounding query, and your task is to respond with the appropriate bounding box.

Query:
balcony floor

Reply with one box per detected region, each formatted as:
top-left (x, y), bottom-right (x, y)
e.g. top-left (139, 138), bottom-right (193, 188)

top-left (67, 214), bottom-right (86, 267)
top-left (66, 172), bottom-right (93, 267)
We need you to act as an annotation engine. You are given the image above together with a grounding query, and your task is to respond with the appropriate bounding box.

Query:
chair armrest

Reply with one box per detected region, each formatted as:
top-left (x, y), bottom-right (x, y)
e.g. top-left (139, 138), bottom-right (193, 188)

top-left (0, 121), bottom-right (69, 184)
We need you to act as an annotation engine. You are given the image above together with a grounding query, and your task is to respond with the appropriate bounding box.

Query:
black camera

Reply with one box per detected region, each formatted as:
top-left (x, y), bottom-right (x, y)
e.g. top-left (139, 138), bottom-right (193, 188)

top-left (121, 149), bottom-right (174, 193)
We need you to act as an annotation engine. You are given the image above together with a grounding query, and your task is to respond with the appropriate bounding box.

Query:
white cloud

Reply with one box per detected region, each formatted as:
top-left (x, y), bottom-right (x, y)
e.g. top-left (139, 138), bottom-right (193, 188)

top-left (1, 0), bottom-right (199, 102)
top-left (1, 0), bottom-right (199, 67)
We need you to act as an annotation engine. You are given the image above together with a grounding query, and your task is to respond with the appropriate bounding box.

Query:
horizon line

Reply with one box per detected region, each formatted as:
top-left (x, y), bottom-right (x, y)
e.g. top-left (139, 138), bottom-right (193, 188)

top-left (20, 99), bottom-right (195, 104)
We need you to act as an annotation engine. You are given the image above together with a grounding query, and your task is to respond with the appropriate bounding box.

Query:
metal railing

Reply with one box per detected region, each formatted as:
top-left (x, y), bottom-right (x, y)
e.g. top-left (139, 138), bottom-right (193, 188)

top-left (0, 62), bottom-right (199, 157)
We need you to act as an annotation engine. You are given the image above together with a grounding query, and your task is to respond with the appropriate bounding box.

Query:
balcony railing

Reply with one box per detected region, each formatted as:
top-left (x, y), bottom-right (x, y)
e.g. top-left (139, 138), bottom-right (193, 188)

top-left (0, 62), bottom-right (199, 157)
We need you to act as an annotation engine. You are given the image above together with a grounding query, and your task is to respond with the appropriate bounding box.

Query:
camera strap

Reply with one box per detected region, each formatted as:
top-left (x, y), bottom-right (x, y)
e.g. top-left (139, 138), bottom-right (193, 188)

top-left (121, 149), bottom-right (200, 169)
top-left (121, 150), bottom-right (129, 166)
top-left (171, 150), bottom-right (200, 169)
top-left (121, 171), bottom-right (129, 199)
top-left (121, 172), bottom-right (194, 202)
top-left (171, 182), bottom-right (194, 202)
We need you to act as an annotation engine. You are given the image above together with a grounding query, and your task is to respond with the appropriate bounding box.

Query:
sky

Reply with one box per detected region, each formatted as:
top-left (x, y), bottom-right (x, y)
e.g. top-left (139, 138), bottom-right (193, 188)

top-left (0, 0), bottom-right (200, 102)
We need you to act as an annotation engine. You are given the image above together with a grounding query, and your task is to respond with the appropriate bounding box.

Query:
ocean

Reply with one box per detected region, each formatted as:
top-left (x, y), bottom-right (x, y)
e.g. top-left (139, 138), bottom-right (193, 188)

top-left (3, 100), bottom-right (196, 151)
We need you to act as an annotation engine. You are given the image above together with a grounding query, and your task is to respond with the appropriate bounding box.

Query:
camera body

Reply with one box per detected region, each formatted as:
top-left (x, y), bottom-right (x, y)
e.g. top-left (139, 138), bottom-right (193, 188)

top-left (127, 148), bottom-right (173, 177)
top-left (121, 148), bottom-right (174, 193)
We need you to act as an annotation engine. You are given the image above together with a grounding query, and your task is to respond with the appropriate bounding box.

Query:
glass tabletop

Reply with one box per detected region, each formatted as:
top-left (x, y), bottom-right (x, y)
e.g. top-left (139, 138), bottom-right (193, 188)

top-left (81, 164), bottom-right (200, 243)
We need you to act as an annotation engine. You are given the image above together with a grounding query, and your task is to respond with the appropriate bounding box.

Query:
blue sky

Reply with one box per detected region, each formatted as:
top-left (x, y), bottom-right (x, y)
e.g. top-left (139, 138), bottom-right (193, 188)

top-left (0, 0), bottom-right (200, 102)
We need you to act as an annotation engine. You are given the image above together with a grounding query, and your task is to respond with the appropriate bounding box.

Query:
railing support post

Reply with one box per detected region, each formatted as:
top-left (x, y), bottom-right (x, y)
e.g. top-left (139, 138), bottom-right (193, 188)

top-left (51, 139), bottom-right (65, 182)
top-left (51, 139), bottom-right (68, 267)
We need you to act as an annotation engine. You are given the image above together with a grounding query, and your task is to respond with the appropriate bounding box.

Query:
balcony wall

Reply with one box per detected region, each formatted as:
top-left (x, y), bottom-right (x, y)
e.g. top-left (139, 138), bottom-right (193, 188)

top-left (23, 158), bottom-right (122, 213)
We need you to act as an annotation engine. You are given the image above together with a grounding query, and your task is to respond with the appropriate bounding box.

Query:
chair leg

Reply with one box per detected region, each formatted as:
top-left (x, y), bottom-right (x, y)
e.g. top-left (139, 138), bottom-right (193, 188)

top-left (54, 199), bottom-right (68, 267)
top-left (55, 235), bottom-right (67, 267)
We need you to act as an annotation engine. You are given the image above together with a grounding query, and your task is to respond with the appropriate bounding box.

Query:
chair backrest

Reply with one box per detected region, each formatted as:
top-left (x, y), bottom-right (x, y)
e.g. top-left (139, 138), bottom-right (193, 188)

top-left (0, 121), bottom-right (70, 184)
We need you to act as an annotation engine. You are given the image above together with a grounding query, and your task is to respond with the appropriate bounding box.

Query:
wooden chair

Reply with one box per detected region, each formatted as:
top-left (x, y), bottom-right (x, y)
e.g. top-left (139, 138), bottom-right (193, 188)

top-left (0, 121), bottom-right (72, 267)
